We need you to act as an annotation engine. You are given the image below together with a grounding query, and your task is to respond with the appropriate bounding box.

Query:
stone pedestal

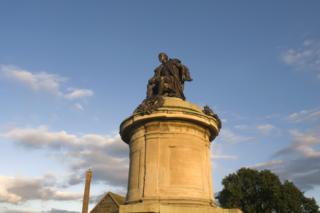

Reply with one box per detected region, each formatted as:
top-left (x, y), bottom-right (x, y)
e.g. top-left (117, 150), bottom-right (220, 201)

top-left (119, 97), bottom-right (241, 213)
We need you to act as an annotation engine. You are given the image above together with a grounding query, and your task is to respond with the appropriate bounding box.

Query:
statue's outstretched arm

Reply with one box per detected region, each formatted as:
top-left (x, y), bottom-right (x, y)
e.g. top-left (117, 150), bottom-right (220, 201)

top-left (183, 66), bottom-right (192, 81)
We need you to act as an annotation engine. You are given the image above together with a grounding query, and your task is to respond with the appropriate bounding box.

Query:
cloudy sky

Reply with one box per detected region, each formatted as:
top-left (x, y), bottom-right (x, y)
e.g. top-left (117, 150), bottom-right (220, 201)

top-left (0, 1), bottom-right (320, 212)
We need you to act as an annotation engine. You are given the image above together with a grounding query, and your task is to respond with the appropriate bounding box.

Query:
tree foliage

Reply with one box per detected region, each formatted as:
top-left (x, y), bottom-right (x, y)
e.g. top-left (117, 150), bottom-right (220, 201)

top-left (217, 168), bottom-right (319, 213)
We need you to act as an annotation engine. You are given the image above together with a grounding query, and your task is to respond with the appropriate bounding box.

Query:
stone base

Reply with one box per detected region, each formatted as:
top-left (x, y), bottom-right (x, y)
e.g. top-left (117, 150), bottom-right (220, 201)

top-left (120, 98), bottom-right (220, 205)
top-left (119, 203), bottom-right (242, 213)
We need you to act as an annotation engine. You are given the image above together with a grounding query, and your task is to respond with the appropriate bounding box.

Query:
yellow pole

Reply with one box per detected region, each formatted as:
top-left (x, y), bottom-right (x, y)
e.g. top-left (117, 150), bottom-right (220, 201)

top-left (82, 169), bottom-right (92, 213)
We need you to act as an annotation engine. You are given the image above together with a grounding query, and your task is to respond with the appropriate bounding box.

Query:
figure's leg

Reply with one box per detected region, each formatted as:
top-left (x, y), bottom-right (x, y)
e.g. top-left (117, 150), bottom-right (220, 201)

top-left (147, 84), bottom-right (153, 98)
top-left (158, 78), bottom-right (164, 96)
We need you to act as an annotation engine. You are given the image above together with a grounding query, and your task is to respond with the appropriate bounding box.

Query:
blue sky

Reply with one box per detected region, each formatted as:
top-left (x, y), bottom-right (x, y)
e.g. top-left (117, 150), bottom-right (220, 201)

top-left (0, 1), bottom-right (320, 212)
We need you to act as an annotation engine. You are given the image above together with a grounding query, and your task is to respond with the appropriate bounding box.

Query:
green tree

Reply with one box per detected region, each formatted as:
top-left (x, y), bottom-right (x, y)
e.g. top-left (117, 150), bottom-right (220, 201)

top-left (302, 197), bottom-right (320, 213)
top-left (217, 168), bottom-right (319, 213)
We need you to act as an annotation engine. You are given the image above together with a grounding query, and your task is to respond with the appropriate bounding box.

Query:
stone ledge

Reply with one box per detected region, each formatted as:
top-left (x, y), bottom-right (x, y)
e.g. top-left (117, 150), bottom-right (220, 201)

top-left (120, 97), bottom-right (220, 143)
top-left (119, 203), bottom-right (242, 213)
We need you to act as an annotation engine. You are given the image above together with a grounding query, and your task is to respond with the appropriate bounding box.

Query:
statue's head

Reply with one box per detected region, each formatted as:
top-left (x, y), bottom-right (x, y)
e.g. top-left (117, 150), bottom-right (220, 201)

top-left (158, 52), bottom-right (168, 63)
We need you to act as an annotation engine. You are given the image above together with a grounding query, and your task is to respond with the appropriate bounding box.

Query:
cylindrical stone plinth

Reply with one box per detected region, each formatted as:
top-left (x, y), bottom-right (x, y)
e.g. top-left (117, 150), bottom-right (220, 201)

top-left (120, 97), bottom-right (220, 207)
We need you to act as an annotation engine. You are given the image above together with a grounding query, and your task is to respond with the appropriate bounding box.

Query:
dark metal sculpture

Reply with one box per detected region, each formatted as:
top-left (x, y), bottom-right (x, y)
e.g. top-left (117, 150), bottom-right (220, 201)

top-left (134, 96), bottom-right (164, 115)
top-left (134, 53), bottom-right (222, 125)
top-left (134, 53), bottom-right (192, 115)
top-left (203, 105), bottom-right (222, 129)
top-left (147, 52), bottom-right (192, 100)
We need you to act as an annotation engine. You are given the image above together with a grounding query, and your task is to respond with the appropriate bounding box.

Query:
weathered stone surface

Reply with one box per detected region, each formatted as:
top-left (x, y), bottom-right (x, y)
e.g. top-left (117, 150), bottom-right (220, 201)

top-left (119, 97), bottom-right (241, 212)
top-left (120, 97), bottom-right (219, 206)
top-left (119, 203), bottom-right (242, 213)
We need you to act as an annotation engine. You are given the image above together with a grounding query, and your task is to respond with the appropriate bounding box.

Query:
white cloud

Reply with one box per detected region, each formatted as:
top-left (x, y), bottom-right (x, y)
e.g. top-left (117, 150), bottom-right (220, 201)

top-left (2, 126), bottom-right (128, 155)
top-left (1, 65), bottom-right (64, 96)
top-left (288, 108), bottom-right (320, 123)
top-left (286, 129), bottom-right (320, 157)
top-left (44, 209), bottom-right (78, 213)
top-left (64, 89), bottom-right (94, 100)
top-left (256, 124), bottom-right (275, 134)
top-left (219, 128), bottom-right (254, 143)
top-left (0, 209), bottom-right (78, 213)
top-left (0, 65), bottom-right (94, 100)
top-left (211, 143), bottom-right (238, 160)
top-left (73, 103), bottom-right (84, 111)
top-left (0, 175), bottom-right (82, 204)
top-left (256, 129), bottom-right (320, 191)
top-left (234, 124), bottom-right (249, 130)
top-left (250, 160), bottom-right (283, 169)
top-left (211, 154), bottom-right (237, 160)
top-left (1, 126), bottom-right (129, 188)
top-left (281, 39), bottom-right (320, 78)
top-left (3, 126), bottom-right (78, 149)
top-left (275, 129), bottom-right (320, 158)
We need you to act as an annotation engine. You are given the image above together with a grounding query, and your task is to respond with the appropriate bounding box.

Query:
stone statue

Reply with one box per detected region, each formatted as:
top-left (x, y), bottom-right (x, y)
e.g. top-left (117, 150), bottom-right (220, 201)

top-left (135, 53), bottom-right (192, 115)
top-left (147, 52), bottom-right (192, 100)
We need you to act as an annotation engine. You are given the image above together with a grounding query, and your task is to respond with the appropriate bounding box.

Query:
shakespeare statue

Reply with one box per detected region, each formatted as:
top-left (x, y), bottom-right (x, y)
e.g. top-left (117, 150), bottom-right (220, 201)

top-left (147, 52), bottom-right (192, 100)
top-left (134, 53), bottom-right (192, 115)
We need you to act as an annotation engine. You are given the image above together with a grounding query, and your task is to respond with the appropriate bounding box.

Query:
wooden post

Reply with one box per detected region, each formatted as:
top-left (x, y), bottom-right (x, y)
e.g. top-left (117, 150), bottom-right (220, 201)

top-left (82, 169), bottom-right (92, 213)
